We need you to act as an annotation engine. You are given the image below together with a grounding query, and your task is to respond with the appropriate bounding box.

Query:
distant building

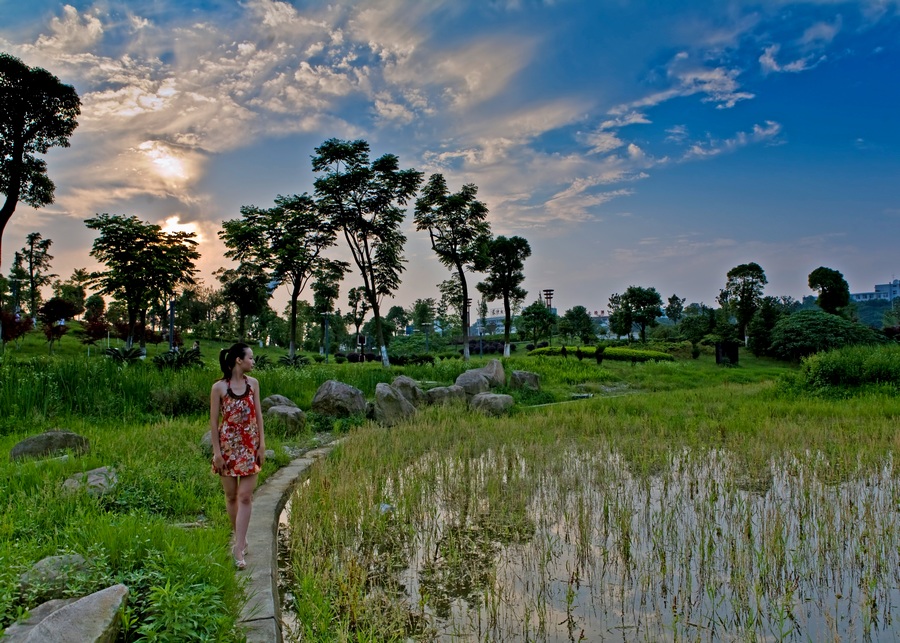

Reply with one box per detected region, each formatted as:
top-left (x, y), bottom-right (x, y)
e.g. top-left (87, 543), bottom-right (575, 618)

top-left (850, 279), bottom-right (900, 302)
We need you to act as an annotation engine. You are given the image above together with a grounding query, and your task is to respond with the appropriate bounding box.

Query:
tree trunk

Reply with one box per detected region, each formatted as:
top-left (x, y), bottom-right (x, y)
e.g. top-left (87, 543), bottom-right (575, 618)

top-left (371, 298), bottom-right (390, 367)
top-left (503, 293), bottom-right (511, 357)
top-left (0, 134), bottom-right (25, 268)
top-left (459, 265), bottom-right (470, 361)
top-left (289, 287), bottom-right (299, 358)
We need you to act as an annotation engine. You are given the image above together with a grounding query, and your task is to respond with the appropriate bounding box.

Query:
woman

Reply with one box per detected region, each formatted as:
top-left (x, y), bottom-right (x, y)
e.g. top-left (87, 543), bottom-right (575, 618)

top-left (210, 342), bottom-right (265, 569)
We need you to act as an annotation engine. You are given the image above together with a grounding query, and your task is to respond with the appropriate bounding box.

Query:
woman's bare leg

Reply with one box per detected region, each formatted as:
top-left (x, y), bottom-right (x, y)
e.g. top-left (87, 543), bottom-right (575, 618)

top-left (233, 474), bottom-right (258, 559)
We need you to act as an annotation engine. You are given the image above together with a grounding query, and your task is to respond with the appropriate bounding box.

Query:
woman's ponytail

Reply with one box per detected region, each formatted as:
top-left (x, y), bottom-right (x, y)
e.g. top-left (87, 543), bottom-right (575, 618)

top-left (219, 343), bottom-right (250, 379)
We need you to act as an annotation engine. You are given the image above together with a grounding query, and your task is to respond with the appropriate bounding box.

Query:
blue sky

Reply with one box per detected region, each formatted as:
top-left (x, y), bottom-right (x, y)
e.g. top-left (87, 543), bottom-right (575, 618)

top-left (1, 0), bottom-right (898, 316)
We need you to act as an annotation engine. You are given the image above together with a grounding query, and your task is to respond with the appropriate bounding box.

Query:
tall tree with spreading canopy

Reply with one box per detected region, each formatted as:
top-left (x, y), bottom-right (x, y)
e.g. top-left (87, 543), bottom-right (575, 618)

top-left (17, 232), bottom-right (56, 318)
top-left (519, 299), bottom-right (557, 345)
top-left (808, 266), bottom-right (850, 316)
top-left (86, 214), bottom-right (199, 349)
top-left (615, 286), bottom-right (663, 342)
top-left (220, 193), bottom-right (338, 358)
top-left (312, 138), bottom-right (423, 367)
top-left (559, 305), bottom-right (596, 344)
top-left (665, 294), bottom-right (686, 324)
top-left (414, 173), bottom-right (491, 361)
top-left (477, 235), bottom-right (530, 356)
top-left (720, 262), bottom-right (768, 341)
top-left (0, 53), bottom-right (80, 265)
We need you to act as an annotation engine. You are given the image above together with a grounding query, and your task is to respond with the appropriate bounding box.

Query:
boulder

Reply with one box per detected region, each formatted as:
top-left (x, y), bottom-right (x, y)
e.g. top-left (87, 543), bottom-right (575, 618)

top-left (373, 383), bottom-right (417, 426)
top-left (391, 375), bottom-right (425, 407)
top-left (510, 370), bottom-right (541, 391)
top-left (1, 598), bottom-right (78, 642)
top-left (478, 359), bottom-right (506, 388)
top-left (470, 393), bottom-right (515, 416)
top-left (19, 554), bottom-right (90, 601)
top-left (200, 430), bottom-right (214, 457)
top-left (454, 370), bottom-right (491, 398)
top-left (265, 405), bottom-right (307, 435)
top-left (261, 394), bottom-right (297, 412)
top-left (311, 380), bottom-right (367, 418)
top-left (16, 584), bottom-right (128, 643)
top-left (62, 467), bottom-right (118, 498)
top-left (10, 430), bottom-right (89, 461)
top-left (424, 385), bottom-right (467, 406)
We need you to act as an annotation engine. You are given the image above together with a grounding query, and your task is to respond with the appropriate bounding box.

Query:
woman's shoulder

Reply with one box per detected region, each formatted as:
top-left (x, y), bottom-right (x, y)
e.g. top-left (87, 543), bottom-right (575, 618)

top-left (211, 379), bottom-right (228, 393)
top-left (247, 374), bottom-right (260, 388)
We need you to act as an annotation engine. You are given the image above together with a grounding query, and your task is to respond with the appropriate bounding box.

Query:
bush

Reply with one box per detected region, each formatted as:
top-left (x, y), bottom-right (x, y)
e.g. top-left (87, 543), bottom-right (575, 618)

top-left (105, 346), bottom-right (145, 363)
top-left (528, 345), bottom-right (674, 362)
top-left (279, 354), bottom-right (311, 367)
top-left (152, 348), bottom-right (202, 371)
top-left (335, 355), bottom-right (347, 364)
top-left (769, 310), bottom-right (882, 361)
top-left (796, 344), bottom-right (900, 392)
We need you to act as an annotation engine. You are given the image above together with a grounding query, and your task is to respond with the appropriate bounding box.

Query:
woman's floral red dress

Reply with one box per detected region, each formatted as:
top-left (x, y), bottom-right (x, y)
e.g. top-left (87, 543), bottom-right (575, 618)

top-left (215, 376), bottom-right (260, 477)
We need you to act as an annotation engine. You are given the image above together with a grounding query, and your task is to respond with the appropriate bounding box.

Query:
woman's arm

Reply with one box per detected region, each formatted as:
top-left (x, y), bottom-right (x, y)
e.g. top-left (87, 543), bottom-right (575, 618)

top-left (251, 376), bottom-right (266, 465)
top-left (209, 382), bottom-right (225, 472)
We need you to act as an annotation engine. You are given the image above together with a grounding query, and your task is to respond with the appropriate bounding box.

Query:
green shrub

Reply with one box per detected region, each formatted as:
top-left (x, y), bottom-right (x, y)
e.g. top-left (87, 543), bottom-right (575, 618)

top-left (769, 310), bottom-right (882, 361)
top-left (796, 344), bottom-right (900, 393)
top-left (105, 346), bottom-right (145, 363)
top-left (528, 345), bottom-right (674, 363)
top-left (279, 354), bottom-right (311, 367)
top-left (152, 347), bottom-right (202, 371)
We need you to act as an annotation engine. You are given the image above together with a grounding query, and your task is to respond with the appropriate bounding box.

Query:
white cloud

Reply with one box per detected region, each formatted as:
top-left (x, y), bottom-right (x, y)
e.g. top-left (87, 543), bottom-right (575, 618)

top-left (683, 121), bottom-right (782, 160)
top-left (34, 5), bottom-right (103, 53)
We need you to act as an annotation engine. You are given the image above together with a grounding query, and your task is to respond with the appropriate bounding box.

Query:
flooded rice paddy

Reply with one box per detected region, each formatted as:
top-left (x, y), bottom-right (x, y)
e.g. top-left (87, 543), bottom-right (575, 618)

top-left (282, 446), bottom-right (900, 641)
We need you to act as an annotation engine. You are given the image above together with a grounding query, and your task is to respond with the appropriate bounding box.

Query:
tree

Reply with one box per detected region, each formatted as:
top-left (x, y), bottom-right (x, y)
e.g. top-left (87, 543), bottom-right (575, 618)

top-left (311, 259), bottom-right (350, 351)
top-left (217, 265), bottom-right (270, 341)
top-left (437, 276), bottom-right (464, 338)
top-left (17, 232), bottom-right (56, 318)
top-left (611, 286), bottom-right (663, 342)
top-left (312, 138), bottom-right (423, 367)
top-left (86, 214), bottom-right (199, 349)
top-left (220, 193), bottom-right (338, 358)
top-left (415, 174), bottom-right (491, 360)
top-left (808, 266), bottom-right (850, 316)
top-left (665, 294), bottom-right (686, 324)
top-left (720, 262), bottom-right (767, 341)
top-left (84, 293), bottom-right (105, 321)
top-left (38, 296), bottom-right (77, 353)
top-left (0, 53), bottom-right (80, 265)
top-left (769, 309), bottom-right (881, 361)
top-left (52, 267), bottom-right (89, 318)
top-left (559, 305), bottom-right (596, 344)
top-left (409, 298), bottom-right (436, 330)
top-left (344, 286), bottom-right (370, 350)
top-left (747, 295), bottom-right (797, 357)
top-left (518, 299), bottom-right (556, 345)
top-left (476, 236), bottom-right (531, 356)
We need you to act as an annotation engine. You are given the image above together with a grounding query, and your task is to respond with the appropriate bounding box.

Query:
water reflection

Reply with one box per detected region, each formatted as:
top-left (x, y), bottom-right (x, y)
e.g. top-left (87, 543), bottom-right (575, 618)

top-left (283, 448), bottom-right (900, 641)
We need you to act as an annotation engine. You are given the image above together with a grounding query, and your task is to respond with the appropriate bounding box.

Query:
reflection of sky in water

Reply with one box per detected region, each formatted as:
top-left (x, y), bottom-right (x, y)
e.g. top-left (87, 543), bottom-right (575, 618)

top-left (383, 448), bottom-right (900, 642)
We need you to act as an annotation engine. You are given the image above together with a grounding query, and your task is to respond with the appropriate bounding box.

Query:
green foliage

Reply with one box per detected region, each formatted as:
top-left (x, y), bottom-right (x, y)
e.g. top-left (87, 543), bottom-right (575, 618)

top-left (608, 286), bottom-right (663, 342)
top-left (105, 345), bottom-right (145, 363)
top-left (477, 236), bottom-right (531, 347)
top-left (152, 347), bottom-right (202, 371)
top-left (791, 344), bottom-right (900, 394)
top-left (721, 262), bottom-right (767, 337)
top-left (808, 266), bottom-right (850, 315)
top-left (529, 345), bottom-right (674, 363)
top-left (0, 54), bottom-right (80, 262)
top-left (518, 300), bottom-right (556, 345)
top-left (769, 310), bottom-right (882, 361)
top-left (279, 353), bottom-right (311, 367)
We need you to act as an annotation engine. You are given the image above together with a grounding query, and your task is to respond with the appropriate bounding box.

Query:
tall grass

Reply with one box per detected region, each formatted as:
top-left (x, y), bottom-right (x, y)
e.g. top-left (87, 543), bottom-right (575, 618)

top-left (283, 362), bottom-right (900, 641)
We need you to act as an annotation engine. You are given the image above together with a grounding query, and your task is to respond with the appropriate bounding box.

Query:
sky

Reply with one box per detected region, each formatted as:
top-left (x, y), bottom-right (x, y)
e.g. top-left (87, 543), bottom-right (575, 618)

top-left (1, 0), bottom-right (899, 318)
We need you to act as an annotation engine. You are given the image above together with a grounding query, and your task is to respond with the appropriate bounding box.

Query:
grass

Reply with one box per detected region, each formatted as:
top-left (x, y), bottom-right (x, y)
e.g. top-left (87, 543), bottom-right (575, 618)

top-left (3, 331), bottom-right (898, 641)
top-left (281, 349), bottom-right (900, 642)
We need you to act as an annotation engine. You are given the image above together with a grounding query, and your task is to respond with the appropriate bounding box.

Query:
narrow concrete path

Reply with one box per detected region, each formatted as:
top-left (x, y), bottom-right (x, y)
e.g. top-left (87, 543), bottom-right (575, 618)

top-left (237, 444), bottom-right (337, 643)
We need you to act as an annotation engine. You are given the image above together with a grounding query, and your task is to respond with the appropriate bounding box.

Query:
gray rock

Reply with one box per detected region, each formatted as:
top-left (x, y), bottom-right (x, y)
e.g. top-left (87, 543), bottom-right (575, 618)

top-left (19, 555), bottom-right (89, 600)
top-left (454, 370), bottom-right (491, 398)
top-left (10, 430), bottom-right (89, 461)
top-left (62, 467), bottom-right (117, 497)
top-left (423, 385), bottom-right (467, 406)
top-left (470, 393), bottom-right (515, 416)
top-left (373, 383), bottom-right (417, 426)
top-left (200, 430), bottom-right (213, 457)
top-left (510, 370), bottom-right (541, 391)
top-left (391, 375), bottom-right (425, 407)
top-left (265, 405), bottom-right (307, 435)
top-left (478, 359), bottom-right (506, 388)
top-left (311, 380), bottom-right (367, 418)
top-left (261, 394), bottom-right (297, 412)
top-left (1, 598), bottom-right (78, 642)
top-left (265, 449), bottom-right (276, 460)
top-left (20, 584), bottom-right (128, 643)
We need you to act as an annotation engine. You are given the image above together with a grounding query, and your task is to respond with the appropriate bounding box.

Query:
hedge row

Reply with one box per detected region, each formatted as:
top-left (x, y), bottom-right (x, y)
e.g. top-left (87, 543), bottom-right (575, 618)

top-left (528, 345), bottom-right (674, 362)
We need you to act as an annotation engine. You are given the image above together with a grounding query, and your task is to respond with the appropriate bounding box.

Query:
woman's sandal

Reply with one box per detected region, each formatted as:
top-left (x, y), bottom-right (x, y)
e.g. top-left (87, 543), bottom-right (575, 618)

top-left (233, 546), bottom-right (247, 570)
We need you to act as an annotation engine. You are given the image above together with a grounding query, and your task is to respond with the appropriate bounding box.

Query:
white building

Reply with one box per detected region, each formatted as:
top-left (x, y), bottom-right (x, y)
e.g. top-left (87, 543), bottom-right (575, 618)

top-left (851, 279), bottom-right (900, 302)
